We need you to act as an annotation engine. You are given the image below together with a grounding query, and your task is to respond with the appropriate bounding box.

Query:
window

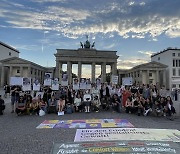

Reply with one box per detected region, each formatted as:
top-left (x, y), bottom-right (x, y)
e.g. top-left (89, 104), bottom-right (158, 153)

top-left (149, 73), bottom-right (152, 77)
top-left (176, 60), bottom-right (178, 67)
top-left (31, 71), bottom-right (32, 74)
top-left (158, 57), bottom-right (160, 60)
top-left (17, 69), bottom-right (20, 73)
top-left (179, 84), bottom-right (180, 88)
top-left (172, 84), bottom-right (176, 88)
top-left (9, 52), bottom-right (11, 56)
top-left (178, 53), bottom-right (180, 57)
top-left (179, 69), bottom-right (180, 76)
top-left (173, 68), bottom-right (176, 76)
top-left (138, 74), bottom-right (139, 77)
top-left (179, 60), bottom-right (180, 67)
top-left (173, 59), bottom-right (175, 67)
top-left (172, 53), bottom-right (175, 56)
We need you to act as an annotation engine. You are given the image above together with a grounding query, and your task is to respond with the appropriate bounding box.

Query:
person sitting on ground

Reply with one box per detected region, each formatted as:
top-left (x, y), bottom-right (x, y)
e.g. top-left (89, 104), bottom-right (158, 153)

top-left (92, 95), bottom-right (101, 112)
top-left (165, 96), bottom-right (176, 119)
top-left (144, 98), bottom-right (153, 116)
top-left (29, 98), bottom-right (40, 115)
top-left (153, 99), bottom-right (163, 116)
top-left (0, 95), bottom-right (5, 115)
top-left (112, 94), bottom-right (121, 113)
top-left (83, 90), bottom-right (92, 113)
top-left (74, 94), bottom-right (83, 112)
top-left (101, 96), bottom-right (109, 111)
top-left (125, 96), bottom-right (133, 113)
top-left (25, 95), bottom-right (32, 115)
top-left (137, 97), bottom-right (145, 116)
top-left (58, 96), bottom-right (65, 113)
top-left (47, 95), bottom-right (57, 114)
top-left (39, 97), bottom-right (47, 113)
top-left (15, 96), bottom-right (26, 116)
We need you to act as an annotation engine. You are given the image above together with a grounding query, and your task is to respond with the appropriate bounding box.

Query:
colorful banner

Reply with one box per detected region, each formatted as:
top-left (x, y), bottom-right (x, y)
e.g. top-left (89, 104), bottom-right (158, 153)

top-left (36, 119), bottom-right (134, 129)
top-left (74, 128), bottom-right (180, 142)
top-left (51, 141), bottom-right (180, 154)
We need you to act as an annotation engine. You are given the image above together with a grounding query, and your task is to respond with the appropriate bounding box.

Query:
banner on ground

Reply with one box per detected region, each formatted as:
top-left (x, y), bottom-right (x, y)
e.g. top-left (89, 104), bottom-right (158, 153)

top-left (122, 77), bottom-right (133, 86)
top-left (22, 77), bottom-right (31, 91)
top-left (111, 75), bottom-right (118, 84)
top-left (51, 141), bottom-right (180, 154)
top-left (74, 128), bottom-right (180, 142)
top-left (10, 77), bottom-right (23, 86)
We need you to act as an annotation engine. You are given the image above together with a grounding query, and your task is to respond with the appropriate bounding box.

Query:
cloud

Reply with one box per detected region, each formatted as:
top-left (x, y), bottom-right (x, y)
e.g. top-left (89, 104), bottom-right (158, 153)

top-left (0, 0), bottom-right (180, 39)
top-left (117, 58), bottom-right (149, 69)
top-left (138, 50), bottom-right (155, 57)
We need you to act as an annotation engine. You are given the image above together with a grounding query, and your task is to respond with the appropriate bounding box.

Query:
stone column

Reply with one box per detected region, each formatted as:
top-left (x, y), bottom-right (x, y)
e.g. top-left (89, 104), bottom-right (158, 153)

top-left (67, 61), bottom-right (72, 84)
top-left (55, 60), bottom-right (59, 78)
top-left (140, 70), bottom-right (143, 85)
top-left (59, 62), bottom-right (62, 84)
top-left (27, 66), bottom-right (31, 77)
top-left (91, 62), bottom-right (95, 83)
top-left (163, 70), bottom-right (166, 88)
top-left (9, 66), bottom-right (12, 77)
top-left (20, 66), bottom-right (23, 77)
top-left (101, 62), bottom-right (106, 83)
top-left (1, 65), bottom-right (5, 86)
top-left (156, 70), bottom-right (159, 84)
top-left (78, 61), bottom-right (82, 80)
top-left (146, 70), bottom-right (149, 85)
top-left (112, 62), bottom-right (117, 75)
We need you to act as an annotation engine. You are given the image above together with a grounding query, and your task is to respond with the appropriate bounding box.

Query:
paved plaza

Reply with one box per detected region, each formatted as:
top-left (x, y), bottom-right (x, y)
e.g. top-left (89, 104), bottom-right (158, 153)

top-left (0, 90), bottom-right (180, 154)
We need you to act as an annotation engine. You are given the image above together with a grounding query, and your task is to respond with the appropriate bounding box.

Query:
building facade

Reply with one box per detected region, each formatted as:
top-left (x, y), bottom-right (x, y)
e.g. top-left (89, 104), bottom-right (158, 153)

top-left (0, 41), bottom-right (19, 61)
top-left (151, 48), bottom-right (180, 89)
top-left (0, 57), bottom-right (53, 86)
top-left (54, 48), bottom-right (118, 84)
top-left (118, 61), bottom-right (167, 87)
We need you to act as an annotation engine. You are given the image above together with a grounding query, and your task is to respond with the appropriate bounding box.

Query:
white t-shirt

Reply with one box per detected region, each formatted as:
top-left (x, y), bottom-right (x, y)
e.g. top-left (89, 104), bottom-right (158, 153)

top-left (74, 98), bottom-right (82, 106)
top-left (83, 94), bottom-right (91, 102)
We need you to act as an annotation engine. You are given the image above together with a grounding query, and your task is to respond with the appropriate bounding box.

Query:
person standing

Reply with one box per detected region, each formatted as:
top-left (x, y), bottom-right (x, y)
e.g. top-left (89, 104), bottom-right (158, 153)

top-left (11, 85), bottom-right (21, 113)
top-left (0, 95), bottom-right (5, 115)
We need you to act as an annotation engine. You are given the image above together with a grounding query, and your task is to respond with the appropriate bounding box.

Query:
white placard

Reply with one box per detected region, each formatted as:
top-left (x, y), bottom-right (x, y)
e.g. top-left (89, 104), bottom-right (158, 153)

top-left (52, 78), bottom-right (59, 90)
top-left (22, 77), bottom-right (31, 91)
top-left (73, 78), bottom-right (79, 90)
top-left (61, 74), bottom-right (68, 86)
top-left (10, 77), bottom-right (23, 86)
top-left (80, 78), bottom-right (86, 89)
top-left (74, 128), bottom-right (180, 142)
top-left (122, 77), bottom-right (133, 86)
top-left (111, 75), bottom-right (118, 84)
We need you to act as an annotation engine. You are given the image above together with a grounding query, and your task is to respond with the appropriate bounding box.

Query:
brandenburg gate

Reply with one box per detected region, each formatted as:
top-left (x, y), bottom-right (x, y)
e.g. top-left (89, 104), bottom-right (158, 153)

top-left (54, 40), bottom-right (119, 84)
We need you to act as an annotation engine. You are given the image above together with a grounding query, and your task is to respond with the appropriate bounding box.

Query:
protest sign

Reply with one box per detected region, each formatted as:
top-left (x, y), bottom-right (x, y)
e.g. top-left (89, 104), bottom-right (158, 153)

top-left (51, 140), bottom-right (180, 154)
top-left (74, 128), bottom-right (180, 142)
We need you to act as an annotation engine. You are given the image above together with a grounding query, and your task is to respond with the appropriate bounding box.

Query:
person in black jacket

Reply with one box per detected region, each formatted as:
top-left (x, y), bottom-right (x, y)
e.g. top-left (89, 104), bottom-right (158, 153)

top-left (0, 95), bottom-right (5, 115)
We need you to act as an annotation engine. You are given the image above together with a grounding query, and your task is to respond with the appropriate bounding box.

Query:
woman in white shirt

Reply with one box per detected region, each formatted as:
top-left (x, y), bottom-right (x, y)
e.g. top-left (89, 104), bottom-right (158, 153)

top-left (74, 94), bottom-right (82, 112)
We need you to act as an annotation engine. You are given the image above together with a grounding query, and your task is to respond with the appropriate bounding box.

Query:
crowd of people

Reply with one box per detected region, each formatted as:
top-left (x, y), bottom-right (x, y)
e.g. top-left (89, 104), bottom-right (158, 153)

top-left (0, 83), bottom-right (177, 120)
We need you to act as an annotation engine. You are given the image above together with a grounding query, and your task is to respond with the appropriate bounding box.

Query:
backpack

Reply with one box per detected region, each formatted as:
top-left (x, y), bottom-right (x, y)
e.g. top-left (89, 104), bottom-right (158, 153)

top-left (66, 105), bottom-right (73, 114)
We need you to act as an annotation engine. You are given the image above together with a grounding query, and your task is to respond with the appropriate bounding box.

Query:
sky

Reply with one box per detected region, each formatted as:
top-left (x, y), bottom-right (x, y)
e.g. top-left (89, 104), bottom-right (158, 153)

top-left (0, 0), bottom-right (180, 78)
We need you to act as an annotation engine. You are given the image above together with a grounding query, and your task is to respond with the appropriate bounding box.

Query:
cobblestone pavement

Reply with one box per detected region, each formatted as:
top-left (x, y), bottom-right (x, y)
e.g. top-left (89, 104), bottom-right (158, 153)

top-left (0, 90), bottom-right (180, 154)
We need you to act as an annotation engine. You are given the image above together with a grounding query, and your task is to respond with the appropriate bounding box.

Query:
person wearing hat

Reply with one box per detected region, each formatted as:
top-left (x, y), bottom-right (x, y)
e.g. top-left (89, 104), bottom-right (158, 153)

top-left (0, 95), bottom-right (5, 115)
